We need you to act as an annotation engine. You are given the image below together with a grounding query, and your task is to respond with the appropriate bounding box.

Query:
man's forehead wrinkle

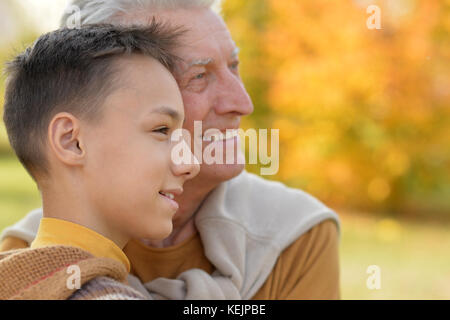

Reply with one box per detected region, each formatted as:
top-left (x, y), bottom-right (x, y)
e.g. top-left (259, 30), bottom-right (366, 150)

top-left (181, 21), bottom-right (230, 47)
top-left (169, 17), bottom-right (238, 74)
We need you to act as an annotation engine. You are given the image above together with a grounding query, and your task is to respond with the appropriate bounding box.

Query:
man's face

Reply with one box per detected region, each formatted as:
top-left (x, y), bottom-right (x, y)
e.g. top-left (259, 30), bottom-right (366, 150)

top-left (150, 8), bottom-right (254, 187)
top-left (81, 55), bottom-right (199, 241)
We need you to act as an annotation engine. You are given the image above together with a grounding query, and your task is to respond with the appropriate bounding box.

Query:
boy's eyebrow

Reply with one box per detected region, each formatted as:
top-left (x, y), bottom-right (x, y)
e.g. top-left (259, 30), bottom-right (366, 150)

top-left (149, 106), bottom-right (183, 123)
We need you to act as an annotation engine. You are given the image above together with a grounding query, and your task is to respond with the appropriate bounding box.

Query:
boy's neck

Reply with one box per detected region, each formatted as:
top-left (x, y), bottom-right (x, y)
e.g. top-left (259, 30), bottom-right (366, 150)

top-left (41, 184), bottom-right (129, 249)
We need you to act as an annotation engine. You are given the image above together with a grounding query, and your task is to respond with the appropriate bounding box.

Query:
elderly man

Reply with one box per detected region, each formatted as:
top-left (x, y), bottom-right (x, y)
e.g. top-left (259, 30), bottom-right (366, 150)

top-left (1, 0), bottom-right (341, 299)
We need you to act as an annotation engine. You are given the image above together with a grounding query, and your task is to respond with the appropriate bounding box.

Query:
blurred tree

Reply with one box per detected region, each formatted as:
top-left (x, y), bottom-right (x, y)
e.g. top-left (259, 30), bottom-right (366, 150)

top-left (223, 0), bottom-right (450, 217)
top-left (0, 0), bottom-right (41, 155)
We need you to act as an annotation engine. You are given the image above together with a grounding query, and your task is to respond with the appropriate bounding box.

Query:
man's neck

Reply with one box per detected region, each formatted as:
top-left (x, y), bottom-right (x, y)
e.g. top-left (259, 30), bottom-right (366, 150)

top-left (140, 215), bottom-right (197, 248)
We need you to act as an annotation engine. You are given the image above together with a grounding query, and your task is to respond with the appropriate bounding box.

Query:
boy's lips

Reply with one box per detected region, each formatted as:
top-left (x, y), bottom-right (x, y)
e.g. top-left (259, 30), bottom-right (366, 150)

top-left (159, 188), bottom-right (182, 211)
top-left (159, 188), bottom-right (183, 198)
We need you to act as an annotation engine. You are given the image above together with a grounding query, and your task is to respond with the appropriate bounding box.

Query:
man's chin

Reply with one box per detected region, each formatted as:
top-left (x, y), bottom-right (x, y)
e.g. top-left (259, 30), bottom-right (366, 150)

top-left (200, 162), bottom-right (246, 184)
top-left (170, 162), bottom-right (245, 227)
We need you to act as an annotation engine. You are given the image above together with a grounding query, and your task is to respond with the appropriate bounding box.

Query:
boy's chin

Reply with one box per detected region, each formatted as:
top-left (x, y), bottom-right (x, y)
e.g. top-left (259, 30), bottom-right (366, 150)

top-left (141, 224), bottom-right (173, 241)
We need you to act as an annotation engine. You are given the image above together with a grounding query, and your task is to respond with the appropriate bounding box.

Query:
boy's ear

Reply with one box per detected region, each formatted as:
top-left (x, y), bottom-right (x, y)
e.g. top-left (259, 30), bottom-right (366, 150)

top-left (48, 112), bottom-right (86, 167)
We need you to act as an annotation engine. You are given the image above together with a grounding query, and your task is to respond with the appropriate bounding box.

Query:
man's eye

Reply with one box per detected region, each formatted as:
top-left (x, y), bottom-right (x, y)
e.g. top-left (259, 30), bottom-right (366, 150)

top-left (230, 61), bottom-right (240, 69)
top-left (153, 127), bottom-right (169, 135)
top-left (193, 73), bottom-right (206, 80)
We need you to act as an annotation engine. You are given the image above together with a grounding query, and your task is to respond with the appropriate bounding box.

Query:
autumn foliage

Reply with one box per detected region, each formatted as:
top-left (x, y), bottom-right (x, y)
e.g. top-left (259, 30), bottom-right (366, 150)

top-left (223, 0), bottom-right (450, 217)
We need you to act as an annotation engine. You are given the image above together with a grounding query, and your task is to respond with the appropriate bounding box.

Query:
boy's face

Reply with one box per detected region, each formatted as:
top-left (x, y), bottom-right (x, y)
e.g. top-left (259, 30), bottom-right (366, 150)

top-left (81, 55), bottom-right (198, 242)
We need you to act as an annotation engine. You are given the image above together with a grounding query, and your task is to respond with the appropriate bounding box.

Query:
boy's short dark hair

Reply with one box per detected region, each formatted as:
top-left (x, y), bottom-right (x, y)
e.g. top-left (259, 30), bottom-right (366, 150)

top-left (2, 22), bottom-right (184, 181)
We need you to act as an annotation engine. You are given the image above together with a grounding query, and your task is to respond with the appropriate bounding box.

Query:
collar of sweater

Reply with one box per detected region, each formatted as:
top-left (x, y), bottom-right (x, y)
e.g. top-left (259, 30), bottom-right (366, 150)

top-left (31, 217), bottom-right (130, 272)
top-left (0, 245), bottom-right (128, 300)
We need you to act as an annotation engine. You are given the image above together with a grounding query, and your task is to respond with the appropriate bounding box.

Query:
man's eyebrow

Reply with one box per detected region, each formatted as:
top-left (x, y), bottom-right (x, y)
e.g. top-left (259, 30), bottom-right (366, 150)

top-left (188, 57), bottom-right (214, 68)
top-left (231, 47), bottom-right (240, 59)
top-left (150, 106), bottom-right (182, 123)
top-left (183, 47), bottom-right (241, 71)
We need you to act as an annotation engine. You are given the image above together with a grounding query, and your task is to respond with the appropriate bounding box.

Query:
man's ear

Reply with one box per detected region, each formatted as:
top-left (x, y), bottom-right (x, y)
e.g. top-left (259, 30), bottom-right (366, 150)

top-left (48, 112), bottom-right (86, 167)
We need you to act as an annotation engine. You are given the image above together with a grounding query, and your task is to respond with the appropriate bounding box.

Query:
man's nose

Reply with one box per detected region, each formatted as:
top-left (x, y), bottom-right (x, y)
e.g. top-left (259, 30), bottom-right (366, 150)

top-left (213, 70), bottom-right (254, 116)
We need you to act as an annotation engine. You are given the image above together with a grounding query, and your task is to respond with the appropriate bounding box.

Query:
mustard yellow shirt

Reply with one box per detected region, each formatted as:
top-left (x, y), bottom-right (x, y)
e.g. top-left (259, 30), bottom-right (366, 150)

top-left (30, 217), bottom-right (130, 272)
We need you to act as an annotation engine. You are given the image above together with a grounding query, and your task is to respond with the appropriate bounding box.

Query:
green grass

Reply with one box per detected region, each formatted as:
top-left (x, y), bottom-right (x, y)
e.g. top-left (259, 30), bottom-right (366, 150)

top-left (0, 156), bottom-right (449, 299)
top-left (0, 156), bottom-right (41, 233)
top-left (340, 212), bottom-right (450, 299)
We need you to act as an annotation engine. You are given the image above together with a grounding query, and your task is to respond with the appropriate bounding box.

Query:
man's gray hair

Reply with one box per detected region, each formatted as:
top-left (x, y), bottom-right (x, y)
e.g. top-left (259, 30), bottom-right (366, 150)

top-left (61, 0), bottom-right (223, 27)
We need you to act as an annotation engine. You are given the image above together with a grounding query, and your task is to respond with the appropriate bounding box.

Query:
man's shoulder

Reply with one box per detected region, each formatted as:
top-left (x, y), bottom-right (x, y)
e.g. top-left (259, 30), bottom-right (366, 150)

top-left (226, 171), bottom-right (338, 220)
top-left (212, 170), bottom-right (341, 244)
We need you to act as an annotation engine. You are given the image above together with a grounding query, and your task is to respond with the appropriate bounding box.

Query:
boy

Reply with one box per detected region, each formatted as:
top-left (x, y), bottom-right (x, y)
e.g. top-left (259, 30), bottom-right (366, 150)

top-left (0, 23), bottom-right (199, 299)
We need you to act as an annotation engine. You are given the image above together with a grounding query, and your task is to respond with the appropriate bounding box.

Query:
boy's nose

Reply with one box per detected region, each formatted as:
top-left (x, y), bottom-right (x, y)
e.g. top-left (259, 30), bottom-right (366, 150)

top-left (171, 153), bottom-right (200, 182)
top-left (170, 130), bottom-right (200, 182)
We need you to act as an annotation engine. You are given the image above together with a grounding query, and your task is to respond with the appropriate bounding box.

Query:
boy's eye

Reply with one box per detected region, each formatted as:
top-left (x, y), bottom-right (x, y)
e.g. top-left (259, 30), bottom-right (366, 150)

top-left (153, 126), bottom-right (169, 135)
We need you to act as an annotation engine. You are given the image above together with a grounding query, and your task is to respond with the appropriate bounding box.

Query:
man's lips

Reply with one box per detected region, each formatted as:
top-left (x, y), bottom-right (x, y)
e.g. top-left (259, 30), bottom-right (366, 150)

top-left (198, 128), bottom-right (240, 143)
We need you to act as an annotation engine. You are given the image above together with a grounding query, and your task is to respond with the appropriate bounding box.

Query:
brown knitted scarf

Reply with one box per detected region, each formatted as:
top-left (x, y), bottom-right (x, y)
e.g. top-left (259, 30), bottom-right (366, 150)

top-left (0, 245), bottom-right (130, 300)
